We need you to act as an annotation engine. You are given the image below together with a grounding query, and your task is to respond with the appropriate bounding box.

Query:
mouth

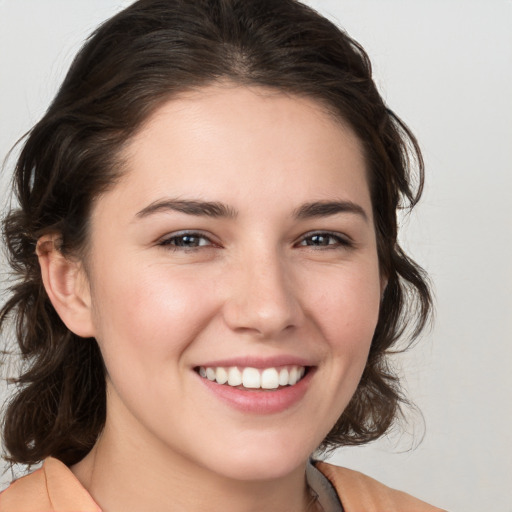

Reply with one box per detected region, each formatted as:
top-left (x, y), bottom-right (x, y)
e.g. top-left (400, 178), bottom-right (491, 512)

top-left (195, 365), bottom-right (309, 390)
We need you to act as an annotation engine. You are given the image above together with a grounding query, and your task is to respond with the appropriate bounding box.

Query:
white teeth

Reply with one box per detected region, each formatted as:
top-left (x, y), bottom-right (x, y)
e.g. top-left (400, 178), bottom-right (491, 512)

top-left (215, 367), bottom-right (228, 384)
top-left (198, 365), bottom-right (307, 389)
top-left (278, 368), bottom-right (289, 386)
top-left (261, 368), bottom-right (279, 389)
top-left (227, 367), bottom-right (242, 386)
top-left (242, 367), bottom-right (261, 388)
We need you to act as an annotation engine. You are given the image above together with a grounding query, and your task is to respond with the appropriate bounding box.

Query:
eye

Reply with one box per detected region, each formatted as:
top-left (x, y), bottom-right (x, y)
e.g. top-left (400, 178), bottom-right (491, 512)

top-left (159, 231), bottom-right (214, 250)
top-left (296, 231), bottom-right (353, 249)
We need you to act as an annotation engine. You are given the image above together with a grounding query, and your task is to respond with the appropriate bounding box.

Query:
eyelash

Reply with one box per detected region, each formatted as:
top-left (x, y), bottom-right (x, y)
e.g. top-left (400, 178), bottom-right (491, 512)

top-left (158, 231), bottom-right (214, 250)
top-left (158, 230), bottom-right (353, 252)
top-left (296, 231), bottom-right (354, 250)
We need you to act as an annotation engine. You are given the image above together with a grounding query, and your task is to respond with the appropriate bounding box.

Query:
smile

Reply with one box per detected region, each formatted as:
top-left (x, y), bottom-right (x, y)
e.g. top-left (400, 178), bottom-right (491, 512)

top-left (197, 365), bottom-right (307, 389)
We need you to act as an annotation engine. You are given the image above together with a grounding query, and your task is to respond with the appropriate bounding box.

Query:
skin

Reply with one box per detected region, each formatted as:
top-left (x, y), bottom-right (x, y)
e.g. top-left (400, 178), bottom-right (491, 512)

top-left (40, 84), bottom-right (383, 512)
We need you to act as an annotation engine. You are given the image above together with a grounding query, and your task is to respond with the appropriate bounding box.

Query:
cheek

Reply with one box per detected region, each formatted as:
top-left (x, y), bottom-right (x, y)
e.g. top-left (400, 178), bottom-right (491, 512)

top-left (89, 261), bottom-right (220, 368)
top-left (311, 264), bottom-right (381, 377)
top-left (313, 266), bottom-right (381, 335)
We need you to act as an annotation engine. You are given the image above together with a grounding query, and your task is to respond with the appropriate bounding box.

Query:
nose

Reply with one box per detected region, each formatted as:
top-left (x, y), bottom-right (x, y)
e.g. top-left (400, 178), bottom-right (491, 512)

top-left (222, 249), bottom-right (303, 339)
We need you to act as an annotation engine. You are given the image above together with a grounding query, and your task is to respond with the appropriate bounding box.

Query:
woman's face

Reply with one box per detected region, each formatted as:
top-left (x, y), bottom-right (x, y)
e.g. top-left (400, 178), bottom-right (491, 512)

top-left (83, 84), bottom-right (382, 481)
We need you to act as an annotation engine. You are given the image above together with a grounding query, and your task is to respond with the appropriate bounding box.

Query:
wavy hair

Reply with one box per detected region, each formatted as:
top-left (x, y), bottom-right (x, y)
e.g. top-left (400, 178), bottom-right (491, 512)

top-left (1, 0), bottom-right (431, 466)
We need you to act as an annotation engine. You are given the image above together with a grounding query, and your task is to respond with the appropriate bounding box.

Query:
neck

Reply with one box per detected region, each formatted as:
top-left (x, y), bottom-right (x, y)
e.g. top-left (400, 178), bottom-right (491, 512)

top-left (72, 423), bottom-right (314, 512)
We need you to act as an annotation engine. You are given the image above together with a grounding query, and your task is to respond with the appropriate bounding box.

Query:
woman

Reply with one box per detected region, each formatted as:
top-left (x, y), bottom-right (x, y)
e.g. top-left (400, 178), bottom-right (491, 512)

top-left (0, 0), bottom-right (445, 510)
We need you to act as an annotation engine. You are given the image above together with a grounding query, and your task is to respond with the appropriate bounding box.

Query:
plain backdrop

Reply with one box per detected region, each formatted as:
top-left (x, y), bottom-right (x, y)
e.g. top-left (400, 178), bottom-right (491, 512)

top-left (1, 1), bottom-right (511, 511)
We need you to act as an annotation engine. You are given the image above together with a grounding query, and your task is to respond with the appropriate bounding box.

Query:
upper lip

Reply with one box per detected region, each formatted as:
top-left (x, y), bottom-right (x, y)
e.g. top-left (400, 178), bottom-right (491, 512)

top-left (195, 355), bottom-right (315, 369)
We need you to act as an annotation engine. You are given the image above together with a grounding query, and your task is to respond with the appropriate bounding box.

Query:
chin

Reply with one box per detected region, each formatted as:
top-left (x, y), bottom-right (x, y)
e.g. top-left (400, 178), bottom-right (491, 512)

top-left (216, 458), bottom-right (306, 482)
top-left (200, 437), bottom-right (313, 482)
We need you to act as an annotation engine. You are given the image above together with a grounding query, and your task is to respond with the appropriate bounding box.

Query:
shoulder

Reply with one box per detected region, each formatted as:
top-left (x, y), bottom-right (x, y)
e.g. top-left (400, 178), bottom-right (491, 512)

top-left (0, 465), bottom-right (52, 512)
top-left (0, 458), bottom-right (101, 512)
top-left (315, 461), bottom-right (447, 512)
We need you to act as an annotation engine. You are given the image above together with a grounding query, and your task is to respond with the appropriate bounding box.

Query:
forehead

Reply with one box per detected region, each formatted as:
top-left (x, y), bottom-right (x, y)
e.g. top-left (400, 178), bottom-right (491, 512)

top-left (101, 84), bottom-right (371, 219)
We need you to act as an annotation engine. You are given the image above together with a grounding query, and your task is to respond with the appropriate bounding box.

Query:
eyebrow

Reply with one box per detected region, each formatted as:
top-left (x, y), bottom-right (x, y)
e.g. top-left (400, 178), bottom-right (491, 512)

top-left (136, 198), bottom-right (238, 219)
top-left (293, 200), bottom-right (368, 222)
top-left (135, 198), bottom-right (368, 222)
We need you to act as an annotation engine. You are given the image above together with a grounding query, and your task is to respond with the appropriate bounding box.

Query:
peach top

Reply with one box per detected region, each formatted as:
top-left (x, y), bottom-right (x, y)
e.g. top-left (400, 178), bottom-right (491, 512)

top-left (0, 457), bottom-right (446, 512)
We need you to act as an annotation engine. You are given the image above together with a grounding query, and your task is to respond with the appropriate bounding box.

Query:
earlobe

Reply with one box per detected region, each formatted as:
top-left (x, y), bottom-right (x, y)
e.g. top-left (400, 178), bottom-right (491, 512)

top-left (37, 234), bottom-right (95, 338)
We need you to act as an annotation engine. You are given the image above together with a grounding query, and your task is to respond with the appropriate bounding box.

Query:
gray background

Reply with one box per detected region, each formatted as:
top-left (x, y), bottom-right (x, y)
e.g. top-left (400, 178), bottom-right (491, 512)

top-left (1, 1), bottom-right (511, 511)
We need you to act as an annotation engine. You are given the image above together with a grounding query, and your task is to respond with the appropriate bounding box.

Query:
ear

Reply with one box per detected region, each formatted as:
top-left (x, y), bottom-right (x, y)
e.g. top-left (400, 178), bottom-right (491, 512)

top-left (37, 234), bottom-right (96, 338)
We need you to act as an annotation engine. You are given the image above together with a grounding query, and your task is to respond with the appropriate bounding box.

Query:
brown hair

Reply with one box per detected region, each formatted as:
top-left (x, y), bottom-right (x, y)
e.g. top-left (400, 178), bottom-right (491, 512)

top-left (1, 0), bottom-right (431, 466)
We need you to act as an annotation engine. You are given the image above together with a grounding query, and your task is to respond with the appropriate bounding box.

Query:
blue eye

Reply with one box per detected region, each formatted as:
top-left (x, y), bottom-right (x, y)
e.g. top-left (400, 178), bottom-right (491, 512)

top-left (159, 232), bottom-right (212, 249)
top-left (298, 232), bottom-right (352, 248)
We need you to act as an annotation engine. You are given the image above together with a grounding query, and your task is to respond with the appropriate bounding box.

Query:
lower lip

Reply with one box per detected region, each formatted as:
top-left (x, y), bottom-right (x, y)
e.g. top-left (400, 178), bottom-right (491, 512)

top-left (197, 369), bottom-right (314, 414)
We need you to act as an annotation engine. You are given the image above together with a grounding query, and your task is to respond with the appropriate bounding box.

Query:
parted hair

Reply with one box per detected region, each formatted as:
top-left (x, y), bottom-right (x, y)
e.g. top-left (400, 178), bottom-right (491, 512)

top-left (1, 0), bottom-right (431, 467)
